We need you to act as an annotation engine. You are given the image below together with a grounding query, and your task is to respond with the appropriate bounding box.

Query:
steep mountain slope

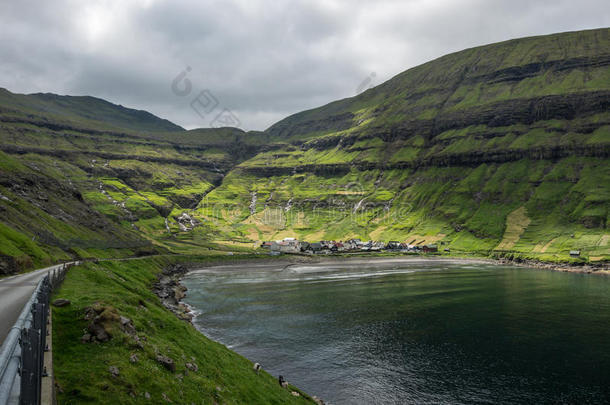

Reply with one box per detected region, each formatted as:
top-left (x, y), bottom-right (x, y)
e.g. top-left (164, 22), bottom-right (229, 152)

top-left (0, 88), bottom-right (184, 133)
top-left (197, 28), bottom-right (610, 262)
top-left (0, 91), bottom-right (276, 272)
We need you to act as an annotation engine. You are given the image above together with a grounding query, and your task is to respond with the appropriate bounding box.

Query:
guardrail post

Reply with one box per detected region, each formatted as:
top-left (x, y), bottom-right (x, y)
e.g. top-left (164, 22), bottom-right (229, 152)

top-left (19, 327), bottom-right (40, 405)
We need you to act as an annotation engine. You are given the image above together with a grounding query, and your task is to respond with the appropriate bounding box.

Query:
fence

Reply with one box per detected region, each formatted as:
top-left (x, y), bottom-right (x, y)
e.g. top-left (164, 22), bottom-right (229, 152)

top-left (0, 263), bottom-right (73, 405)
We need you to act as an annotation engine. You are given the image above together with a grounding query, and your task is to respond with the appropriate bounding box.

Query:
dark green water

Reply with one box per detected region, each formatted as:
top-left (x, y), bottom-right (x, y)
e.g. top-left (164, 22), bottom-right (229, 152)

top-left (182, 258), bottom-right (610, 404)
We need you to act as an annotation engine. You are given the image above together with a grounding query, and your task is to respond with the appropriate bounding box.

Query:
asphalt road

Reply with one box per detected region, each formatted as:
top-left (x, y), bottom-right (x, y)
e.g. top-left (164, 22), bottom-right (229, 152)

top-left (0, 263), bottom-right (70, 345)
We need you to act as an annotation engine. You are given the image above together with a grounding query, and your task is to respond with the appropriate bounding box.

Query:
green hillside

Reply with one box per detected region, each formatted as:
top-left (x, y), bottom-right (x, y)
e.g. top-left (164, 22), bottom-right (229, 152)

top-left (0, 88), bottom-right (183, 133)
top-left (0, 92), bottom-right (270, 271)
top-left (197, 28), bottom-right (610, 263)
top-left (52, 256), bottom-right (315, 404)
top-left (0, 28), bottom-right (608, 271)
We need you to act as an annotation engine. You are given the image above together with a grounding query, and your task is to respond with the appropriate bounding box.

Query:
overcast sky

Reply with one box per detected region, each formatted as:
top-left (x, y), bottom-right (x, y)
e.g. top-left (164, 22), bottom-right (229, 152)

top-left (0, 0), bottom-right (608, 131)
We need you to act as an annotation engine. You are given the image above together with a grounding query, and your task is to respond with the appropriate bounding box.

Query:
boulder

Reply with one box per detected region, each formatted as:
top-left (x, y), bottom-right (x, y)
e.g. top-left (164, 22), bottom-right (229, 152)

top-left (108, 366), bottom-right (119, 377)
top-left (83, 304), bottom-right (120, 342)
top-left (156, 354), bottom-right (176, 372)
top-left (52, 299), bottom-right (71, 307)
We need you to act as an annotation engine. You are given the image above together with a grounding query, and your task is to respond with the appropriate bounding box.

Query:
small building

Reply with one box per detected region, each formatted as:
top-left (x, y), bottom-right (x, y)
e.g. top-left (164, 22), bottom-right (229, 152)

top-left (360, 241), bottom-right (373, 251)
top-left (310, 242), bottom-right (323, 252)
top-left (569, 250), bottom-right (581, 257)
top-left (386, 241), bottom-right (401, 250)
top-left (423, 244), bottom-right (438, 253)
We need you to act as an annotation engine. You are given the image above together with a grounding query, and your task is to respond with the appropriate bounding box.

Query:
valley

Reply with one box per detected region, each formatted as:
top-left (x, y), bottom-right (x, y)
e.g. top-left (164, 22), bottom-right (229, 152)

top-left (0, 28), bottom-right (609, 274)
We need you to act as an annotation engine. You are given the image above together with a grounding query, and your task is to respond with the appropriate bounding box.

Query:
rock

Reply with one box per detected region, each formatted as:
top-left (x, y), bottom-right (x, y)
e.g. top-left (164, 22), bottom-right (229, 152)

top-left (132, 335), bottom-right (145, 349)
top-left (108, 366), bottom-right (119, 377)
top-left (185, 362), bottom-right (198, 372)
top-left (129, 353), bottom-right (139, 363)
top-left (312, 396), bottom-right (325, 404)
top-left (144, 392), bottom-right (151, 400)
top-left (81, 333), bottom-right (91, 343)
top-left (156, 354), bottom-right (176, 372)
top-left (153, 265), bottom-right (193, 322)
top-left (119, 316), bottom-right (136, 335)
top-left (83, 304), bottom-right (121, 343)
top-left (88, 322), bottom-right (111, 342)
top-left (0, 254), bottom-right (18, 276)
top-left (177, 312), bottom-right (193, 322)
top-left (52, 299), bottom-right (71, 307)
top-left (291, 391), bottom-right (300, 397)
top-left (173, 286), bottom-right (186, 300)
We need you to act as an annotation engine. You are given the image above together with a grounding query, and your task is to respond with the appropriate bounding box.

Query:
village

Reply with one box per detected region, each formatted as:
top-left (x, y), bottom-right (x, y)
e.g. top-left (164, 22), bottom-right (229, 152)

top-left (260, 237), bottom-right (446, 255)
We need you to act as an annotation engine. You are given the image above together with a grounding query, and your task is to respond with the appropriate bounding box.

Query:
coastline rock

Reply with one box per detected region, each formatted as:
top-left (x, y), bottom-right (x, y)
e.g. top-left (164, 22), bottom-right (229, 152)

top-left (152, 264), bottom-right (192, 322)
top-left (312, 396), bottom-right (326, 404)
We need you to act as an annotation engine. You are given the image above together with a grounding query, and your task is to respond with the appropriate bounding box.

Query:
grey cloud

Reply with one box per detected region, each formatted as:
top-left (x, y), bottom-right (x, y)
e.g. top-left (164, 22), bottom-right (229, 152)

top-left (0, 0), bottom-right (608, 130)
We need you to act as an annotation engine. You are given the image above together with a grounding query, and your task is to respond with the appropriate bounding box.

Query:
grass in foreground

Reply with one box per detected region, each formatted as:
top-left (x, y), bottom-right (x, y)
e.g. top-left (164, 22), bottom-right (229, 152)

top-left (52, 256), bottom-right (314, 404)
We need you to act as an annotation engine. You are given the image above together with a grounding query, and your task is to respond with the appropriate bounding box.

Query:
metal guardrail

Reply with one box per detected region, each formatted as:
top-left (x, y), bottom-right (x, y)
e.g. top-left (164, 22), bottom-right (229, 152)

top-left (0, 263), bottom-right (73, 405)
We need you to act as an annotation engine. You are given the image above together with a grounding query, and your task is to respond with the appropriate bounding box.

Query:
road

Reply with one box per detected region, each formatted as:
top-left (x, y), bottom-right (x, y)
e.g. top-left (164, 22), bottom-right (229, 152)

top-left (0, 263), bottom-right (71, 345)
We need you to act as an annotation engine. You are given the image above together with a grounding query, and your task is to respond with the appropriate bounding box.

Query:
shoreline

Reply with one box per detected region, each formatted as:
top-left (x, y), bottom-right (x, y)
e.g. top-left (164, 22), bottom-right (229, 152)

top-left (171, 254), bottom-right (609, 324)
top-left (180, 253), bottom-right (610, 275)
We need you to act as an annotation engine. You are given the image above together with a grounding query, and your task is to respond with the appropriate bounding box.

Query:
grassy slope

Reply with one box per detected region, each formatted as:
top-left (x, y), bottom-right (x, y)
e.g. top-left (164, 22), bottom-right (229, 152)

top-left (0, 90), bottom-right (277, 270)
top-left (196, 28), bottom-right (610, 263)
top-left (0, 88), bottom-right (183, 133)
top-left (52, 256), bottom-right (314, 404)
